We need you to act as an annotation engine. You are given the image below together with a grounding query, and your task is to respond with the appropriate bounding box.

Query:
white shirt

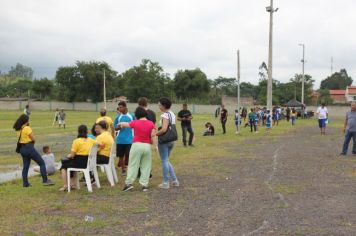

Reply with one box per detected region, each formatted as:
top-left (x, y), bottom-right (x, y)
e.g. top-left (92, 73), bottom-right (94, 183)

top-left (317, 107), bottom-right (328, 119)
top-left (160, 111), bottom-right (176, 126)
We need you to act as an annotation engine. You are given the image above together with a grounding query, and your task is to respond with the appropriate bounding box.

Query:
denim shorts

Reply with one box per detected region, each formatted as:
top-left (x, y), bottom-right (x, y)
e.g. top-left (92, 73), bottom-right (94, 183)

top-left (318, 119), bottom-right (327, 128)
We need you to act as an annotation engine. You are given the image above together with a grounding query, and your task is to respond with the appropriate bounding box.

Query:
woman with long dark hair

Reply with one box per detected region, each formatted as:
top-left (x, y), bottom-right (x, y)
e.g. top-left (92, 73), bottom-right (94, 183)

top-left (155, 97), bottom-right (179, 189)
top-left (59, 125), bottom-right (96, 191)
top-left (13, 114), bottom-right (54, 187)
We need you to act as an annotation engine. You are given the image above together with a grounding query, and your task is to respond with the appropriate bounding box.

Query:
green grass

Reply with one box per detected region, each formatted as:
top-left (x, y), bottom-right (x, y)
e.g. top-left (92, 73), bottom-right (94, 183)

top-left (0, 111), bottom-right (345, 234)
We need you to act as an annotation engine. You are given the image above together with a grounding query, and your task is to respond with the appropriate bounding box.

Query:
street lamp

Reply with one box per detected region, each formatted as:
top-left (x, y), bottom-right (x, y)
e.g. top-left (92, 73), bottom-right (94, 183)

top-left (299, 43), bottom-right (305, 104)
top-left (266, 0), bottom-right (278, 111)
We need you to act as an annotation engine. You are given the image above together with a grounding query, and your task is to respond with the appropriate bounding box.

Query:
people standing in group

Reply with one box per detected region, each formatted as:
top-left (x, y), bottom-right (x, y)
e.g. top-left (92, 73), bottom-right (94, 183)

top-left (156, 97), bottom-right (179, 189)
top-left (33, 146), bottom-right (56, 176)
top-left (59, 125), bottom-right (96, 191)
top-left (96, 108), bottom-right (115, 138)
top-left (138, 97), bottom-right (156, 124)
top-left (114, 101), bottom-right (135, 176)
top-left (291, 108), bottom-right (297, 125)
top-left (220, 105), bottom-right (228, 134)
top-left (316, 103), bottom-right (328, 135)
top-left (24, 105), bottom-right (31, 116)
top-left (177, 104), bottom-right (194, 147)
top-left (340, 102), bottom-right (356, 156)
top-left (58, 109), bottom-right (66, 129)
top-left (13, 114), bottom-right (54, 187)
top-left (248, 108), bottom-right (257, 133)
top-left (120, 107), bottom-right (157, 192)
top-left (285, 107), bottom-right (291, 122)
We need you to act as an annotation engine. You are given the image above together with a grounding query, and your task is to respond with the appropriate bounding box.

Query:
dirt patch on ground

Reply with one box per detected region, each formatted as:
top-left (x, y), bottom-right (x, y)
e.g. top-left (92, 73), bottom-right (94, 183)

top-left (119, 125), bottom-right (356, 235)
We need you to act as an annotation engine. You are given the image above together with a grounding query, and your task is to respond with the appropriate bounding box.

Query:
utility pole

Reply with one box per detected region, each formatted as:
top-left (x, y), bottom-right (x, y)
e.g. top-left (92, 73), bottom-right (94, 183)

top-left (299, 43), bottom-right (305, 104)
top-left (266, 0), bottom-right (278, 111)
top-left (103, 69), bottom-right (107, 109)
top-left (237, 50), bottom-right (241, 134)
top-left (331, 56), bottom-right (333, 75)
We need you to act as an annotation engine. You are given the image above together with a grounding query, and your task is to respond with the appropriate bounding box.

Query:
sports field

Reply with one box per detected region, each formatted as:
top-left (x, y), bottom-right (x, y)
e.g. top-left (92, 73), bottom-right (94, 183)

top-left (1, 111), bottom-right (356, 235)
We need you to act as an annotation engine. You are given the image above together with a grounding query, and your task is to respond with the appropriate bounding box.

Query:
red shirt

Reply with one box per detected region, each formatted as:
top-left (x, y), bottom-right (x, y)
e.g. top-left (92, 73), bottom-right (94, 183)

top-left (129, 120), bottom-right (156, 144)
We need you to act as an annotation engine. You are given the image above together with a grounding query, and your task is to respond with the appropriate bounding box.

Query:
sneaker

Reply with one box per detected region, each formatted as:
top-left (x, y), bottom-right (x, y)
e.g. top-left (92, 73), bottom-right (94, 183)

top-left (123, 184), bottom-right (134, 192)
top-left (188, 144), bottom-right (195, 147)
top-left (23, 184), bottom-right (31, 188)
top-left (172, 181), bottom-right (180, 187)
top-left (158, 182), bottom-right (169, 189)
top-left (142, 186), bottom-right (149, 192)
top-left (122, 170), bottom-right (127, 176)
top-left (43, 179), bottom-right (55, 186)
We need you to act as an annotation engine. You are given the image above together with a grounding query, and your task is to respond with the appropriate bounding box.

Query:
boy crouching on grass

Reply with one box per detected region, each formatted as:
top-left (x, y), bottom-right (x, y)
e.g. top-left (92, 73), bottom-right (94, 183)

top-left (34, 146), bottom-right (56, 176)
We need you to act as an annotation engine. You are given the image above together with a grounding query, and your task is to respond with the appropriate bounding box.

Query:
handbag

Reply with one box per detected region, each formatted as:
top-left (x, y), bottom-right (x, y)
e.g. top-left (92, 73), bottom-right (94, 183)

top-left (15, 129), bottom-right (23, 153)
top-left (158, 112), bottom-right (178, 144)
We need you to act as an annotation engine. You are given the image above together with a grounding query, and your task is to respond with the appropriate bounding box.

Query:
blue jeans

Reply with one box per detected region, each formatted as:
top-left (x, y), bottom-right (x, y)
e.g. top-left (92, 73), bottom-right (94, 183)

top-left (20, 143), bottom-right (48, 186)
top-left (342, 131), bottom-right (356, 154)
top-left (158, 142), bottom-right (178, 183)
top-left (291, 117), bottom-right (296, 125)
top-left (182, 124), bottom-right (194, 145)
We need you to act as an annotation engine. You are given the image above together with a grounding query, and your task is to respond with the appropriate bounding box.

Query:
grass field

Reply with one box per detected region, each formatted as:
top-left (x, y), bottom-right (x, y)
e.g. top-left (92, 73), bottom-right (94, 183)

top-left (0, 110), bottom-right (346, 235)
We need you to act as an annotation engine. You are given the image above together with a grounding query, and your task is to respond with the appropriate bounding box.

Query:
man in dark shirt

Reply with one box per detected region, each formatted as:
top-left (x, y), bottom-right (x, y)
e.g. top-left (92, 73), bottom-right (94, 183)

top-left (138, 97), bottom-right (156, 124)
top-left (178, 104), bottom-right (194, 146)
top-left (220, 105), bottom-right (228, 134)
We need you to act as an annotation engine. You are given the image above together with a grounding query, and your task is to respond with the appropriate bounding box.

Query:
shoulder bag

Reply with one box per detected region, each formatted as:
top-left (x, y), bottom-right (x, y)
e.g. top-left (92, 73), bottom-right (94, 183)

top-left (15, 129), bottom-right (23, 153)
top-left (158, 112), bottom-right (178, 144)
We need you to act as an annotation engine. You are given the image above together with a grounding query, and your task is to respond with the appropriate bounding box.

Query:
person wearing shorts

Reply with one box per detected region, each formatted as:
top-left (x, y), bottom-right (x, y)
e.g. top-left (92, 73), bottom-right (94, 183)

top-left (316, 103), bottom-right (328, 135)
top-left (114, 101), bottom-right (135, 176)
top-left (58, 109), bottom-right (66, 129)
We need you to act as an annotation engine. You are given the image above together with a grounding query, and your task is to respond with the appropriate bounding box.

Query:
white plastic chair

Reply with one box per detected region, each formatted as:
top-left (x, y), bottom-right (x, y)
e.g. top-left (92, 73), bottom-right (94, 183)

top-left (97, 144), bottom-right (119, 186)
top-left (67, 144), bottom-right (101, 192)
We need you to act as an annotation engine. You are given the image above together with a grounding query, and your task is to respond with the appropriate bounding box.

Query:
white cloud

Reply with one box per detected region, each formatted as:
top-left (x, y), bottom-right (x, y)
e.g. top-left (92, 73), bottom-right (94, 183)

top-left (0, 0), bottom-right (355, 88)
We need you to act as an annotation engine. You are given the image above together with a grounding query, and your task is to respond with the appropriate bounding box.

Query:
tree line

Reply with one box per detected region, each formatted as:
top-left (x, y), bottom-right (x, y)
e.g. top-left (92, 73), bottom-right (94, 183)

top-left (0, 61), bottom-right (352, 105)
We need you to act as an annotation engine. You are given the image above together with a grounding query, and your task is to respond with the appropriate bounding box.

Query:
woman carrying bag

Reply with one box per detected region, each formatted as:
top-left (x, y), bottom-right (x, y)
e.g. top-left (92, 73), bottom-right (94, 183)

top-left (156, 97), bottom-right (179, 189)
top-left (13, 114), bottom-right (54, 187)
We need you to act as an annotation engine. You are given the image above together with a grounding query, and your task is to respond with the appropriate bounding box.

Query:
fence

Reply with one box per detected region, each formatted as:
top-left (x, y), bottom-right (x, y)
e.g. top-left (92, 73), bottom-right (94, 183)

top-left (0, 100), bottom-right (350, 118)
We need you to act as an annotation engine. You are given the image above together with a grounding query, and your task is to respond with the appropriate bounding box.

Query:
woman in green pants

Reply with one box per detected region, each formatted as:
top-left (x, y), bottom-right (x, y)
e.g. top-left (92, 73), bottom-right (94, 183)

top-left (119, 107), bottom-right (157, 192)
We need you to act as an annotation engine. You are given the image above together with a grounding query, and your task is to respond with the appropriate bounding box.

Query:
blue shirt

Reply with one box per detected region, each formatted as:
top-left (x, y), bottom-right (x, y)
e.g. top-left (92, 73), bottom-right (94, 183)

top-left (114, 113), bottom-right (135, 144)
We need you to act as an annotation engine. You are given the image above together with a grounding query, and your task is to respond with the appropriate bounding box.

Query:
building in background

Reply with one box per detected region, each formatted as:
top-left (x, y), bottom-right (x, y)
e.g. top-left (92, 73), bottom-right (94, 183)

top-left (345, 86), bottom-right (356, 102)
top-left (329, 89), bottom-right (347, 104)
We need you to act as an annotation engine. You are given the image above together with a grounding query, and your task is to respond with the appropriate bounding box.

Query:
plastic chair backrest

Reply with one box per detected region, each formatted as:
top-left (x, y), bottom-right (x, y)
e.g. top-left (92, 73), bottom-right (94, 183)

top-left (109, 144), bottom-right (116, 165)
top-left (87, 144), bottom-right (98, 170)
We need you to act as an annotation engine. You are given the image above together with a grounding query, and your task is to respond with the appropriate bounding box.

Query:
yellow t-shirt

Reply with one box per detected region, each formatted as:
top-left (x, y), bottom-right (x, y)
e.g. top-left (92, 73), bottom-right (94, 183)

top-left (71, 138), bottom-right (96, 156)
top-left (291, 111), bottom-right (297, 117)
top-left (96, 131), bottom-right (114, 157)
top-left (17, 126), bottom-right (33, 144)
top-left (96, 116), bottom-right (114, 134)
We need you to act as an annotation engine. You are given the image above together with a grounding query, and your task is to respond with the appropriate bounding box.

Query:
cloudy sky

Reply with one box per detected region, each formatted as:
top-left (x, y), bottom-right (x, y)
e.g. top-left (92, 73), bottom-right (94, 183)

top-left (0, 0), bottom-right (355, 88)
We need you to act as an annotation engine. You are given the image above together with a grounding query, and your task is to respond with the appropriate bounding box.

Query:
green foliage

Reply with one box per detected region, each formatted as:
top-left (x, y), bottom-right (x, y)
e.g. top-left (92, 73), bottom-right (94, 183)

top-left (55, 61), bottom-right (117, 102)
top-left (320, 69), bottom-right (352, 90)
top-left (173, 68), bottom-right (210, 100)
top-left (317, 89), bottom-right (333, 105)
top-left (8, 63), bottom-right (34, 79)
top-left (119, 59), bottom-right (173, 102)
top-left (32, 78), bottom-right (54, 100)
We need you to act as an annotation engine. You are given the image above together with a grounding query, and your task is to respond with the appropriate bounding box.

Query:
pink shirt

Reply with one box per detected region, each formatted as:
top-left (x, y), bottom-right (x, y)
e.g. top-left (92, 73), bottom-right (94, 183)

top-left (129, 120), bottom-right (156, 144)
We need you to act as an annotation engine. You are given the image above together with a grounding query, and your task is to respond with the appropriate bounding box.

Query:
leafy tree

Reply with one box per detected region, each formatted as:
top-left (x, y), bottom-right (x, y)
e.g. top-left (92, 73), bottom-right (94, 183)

top-left (9, 79), bottom-right (33, 97)
top-left (173, 68), bottom-right (210, 100)
top-left (32, 78), bottom-right (54, 100)
top-left (317, 89), bottom-right (333, 105)
top-left (120, 59), bottom-right (172, 102)
top-left (9, 63), bottom-right (34, 79)
top-left (214, 77), bottom-right (237, 96)
top-left (320, 69), bottom-right (352, 90)
top-left (55, 61), bottom-right (117, 102)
